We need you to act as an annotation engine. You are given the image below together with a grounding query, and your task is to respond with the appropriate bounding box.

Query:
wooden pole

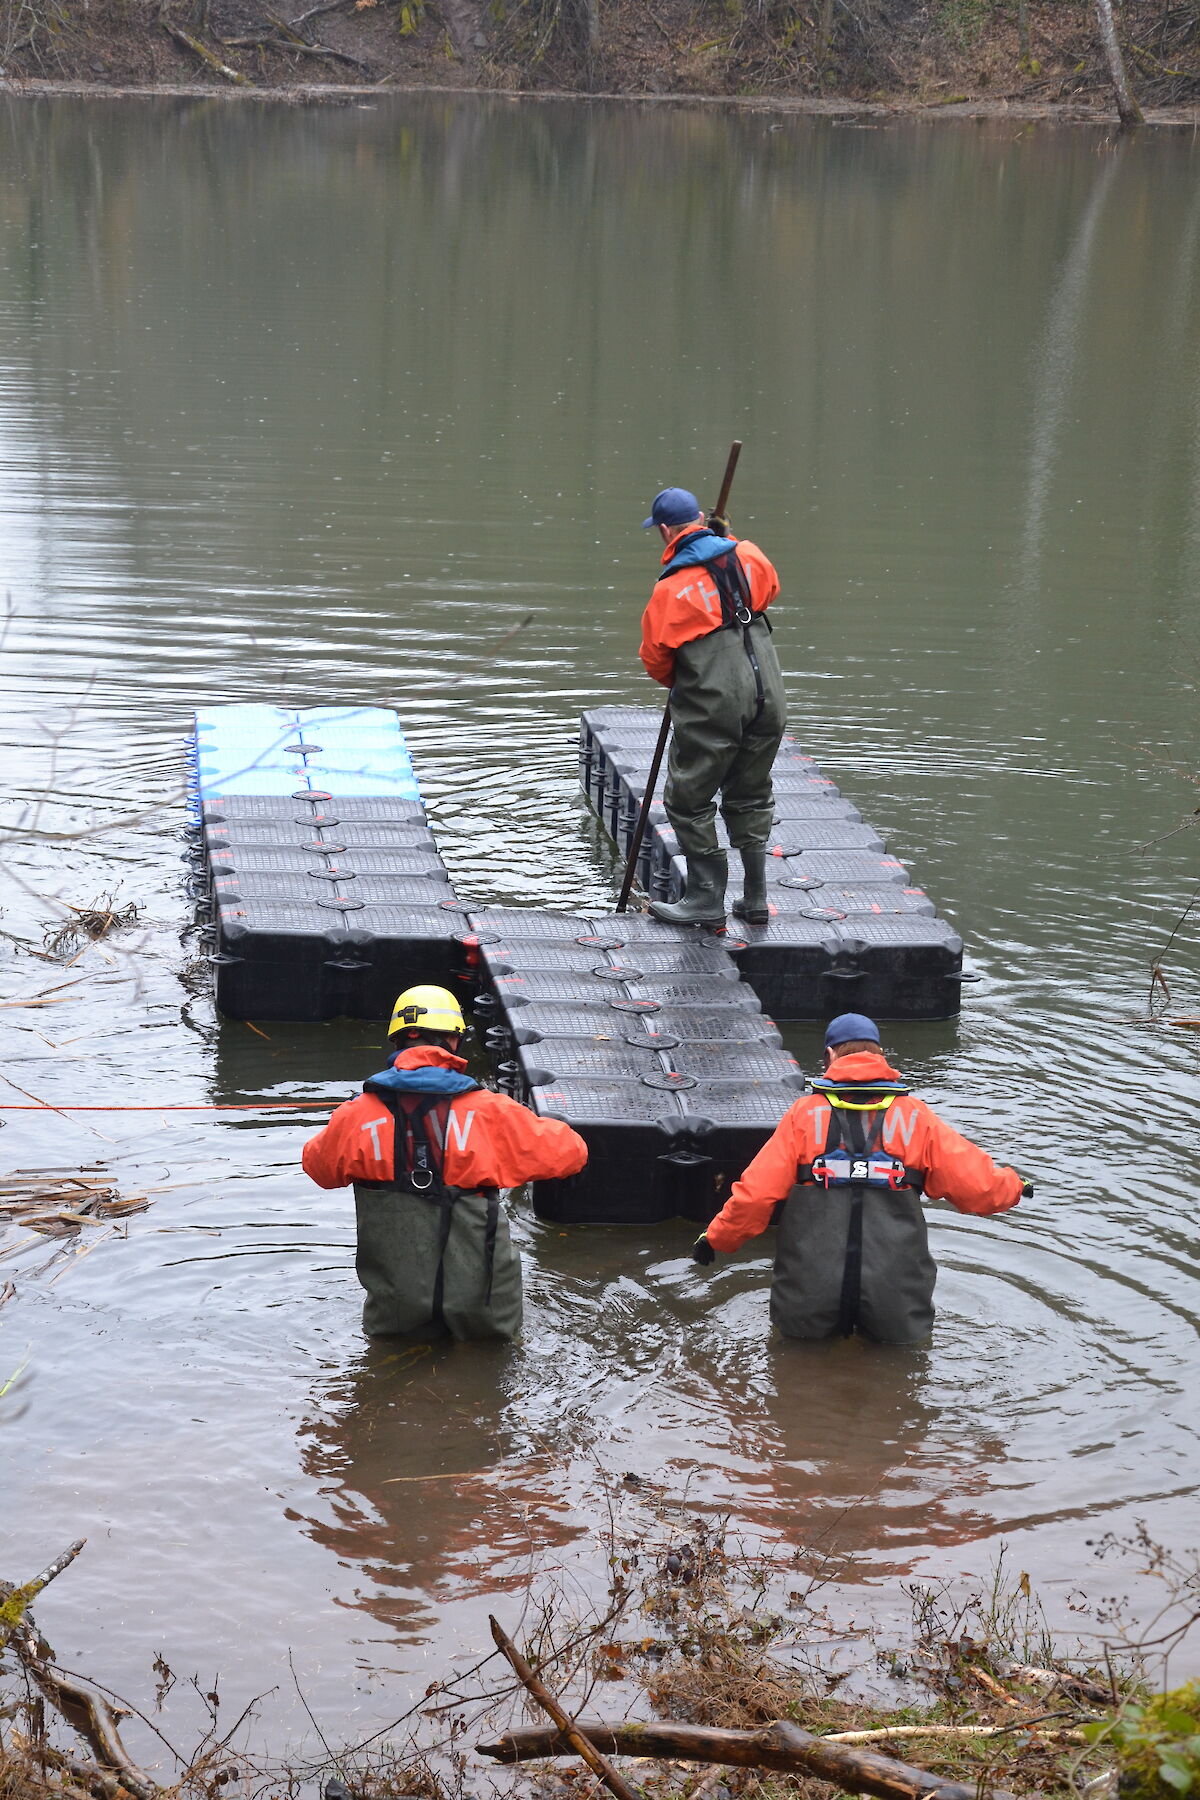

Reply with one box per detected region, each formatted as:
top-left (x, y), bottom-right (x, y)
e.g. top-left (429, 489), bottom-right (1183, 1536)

top-left (614, 440), bottom-right (742, 915)
top-left (487, 1618), bottom-right (643, 1800)
top-left (614, 705), bottom-right (672, 914)
top-left (477, 1717), bottom-right (1022, 1800)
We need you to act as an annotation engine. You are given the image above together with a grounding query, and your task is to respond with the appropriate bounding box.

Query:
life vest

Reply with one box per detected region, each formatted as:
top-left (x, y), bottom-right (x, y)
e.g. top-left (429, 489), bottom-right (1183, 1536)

top-left (796, 1081), bottom-right (925, 1337)
top-left (362, 1081), bottom-right (501, 1319)
top-left (661, 531), bottom-right (769, 717)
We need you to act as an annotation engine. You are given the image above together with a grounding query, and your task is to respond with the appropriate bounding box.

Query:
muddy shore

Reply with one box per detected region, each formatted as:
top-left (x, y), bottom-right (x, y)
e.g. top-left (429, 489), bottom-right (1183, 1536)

top-left (1, 77), bottom-right (1199, 124)
top-left (2, 0), bottom-right (1199, 122)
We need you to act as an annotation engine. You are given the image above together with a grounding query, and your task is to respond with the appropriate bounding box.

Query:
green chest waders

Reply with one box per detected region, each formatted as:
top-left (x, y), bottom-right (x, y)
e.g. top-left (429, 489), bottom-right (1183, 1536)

top-left (772, 1102), bottom-right (935, 1345)
top-left (353, 1089), bottom-right (522, 1342)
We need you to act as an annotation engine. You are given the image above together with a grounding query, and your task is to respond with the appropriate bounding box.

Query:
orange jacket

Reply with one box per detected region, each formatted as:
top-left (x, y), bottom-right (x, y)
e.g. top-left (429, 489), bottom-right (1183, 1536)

top-left (639, 529), bottom-right (780, 687)
top-left (302, 1045), bottom-right (588, 1192)
top-left (706, 1050), bottom-right (1022, 1254)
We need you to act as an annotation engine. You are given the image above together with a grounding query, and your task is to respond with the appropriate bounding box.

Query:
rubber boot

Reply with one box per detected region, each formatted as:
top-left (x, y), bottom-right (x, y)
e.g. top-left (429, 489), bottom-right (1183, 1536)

top-left (731, 847), bottom-right (770, 924)
top-left (649, 852), bottom-right (727, 927)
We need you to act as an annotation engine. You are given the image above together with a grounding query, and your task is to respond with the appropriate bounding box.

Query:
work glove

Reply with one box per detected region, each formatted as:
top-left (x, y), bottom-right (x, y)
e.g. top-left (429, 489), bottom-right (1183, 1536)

top-left (706, 512), bottom-right (730, 537)
top-left (1016, 1175), bottom-right (1034, 1198)
top-left (691, 1233), bottom-right (716, 1266)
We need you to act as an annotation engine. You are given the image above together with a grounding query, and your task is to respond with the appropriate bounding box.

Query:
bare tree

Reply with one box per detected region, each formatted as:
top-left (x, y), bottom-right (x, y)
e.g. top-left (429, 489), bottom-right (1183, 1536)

top-left (1093, 0), bottom-right (1143, 126)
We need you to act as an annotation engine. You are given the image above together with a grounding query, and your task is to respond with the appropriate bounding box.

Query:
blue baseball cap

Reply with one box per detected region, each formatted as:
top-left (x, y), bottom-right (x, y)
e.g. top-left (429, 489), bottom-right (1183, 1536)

top-left (824, 1012), bottom-right (881, 1049)
top-left (643, 487), bottom-right (701, 530)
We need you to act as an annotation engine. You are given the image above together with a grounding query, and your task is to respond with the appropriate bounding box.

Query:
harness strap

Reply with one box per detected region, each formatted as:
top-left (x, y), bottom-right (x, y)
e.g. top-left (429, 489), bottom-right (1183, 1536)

top-left (708, 553), bottom-right (765, 721)
top-left (375, 1089), bottom-right (448, 1195)
top-left (407, 1095), bottom-right (438, 1192)
top-left (707, 551), bottom-right (754, 630)
top-left (796, 1091), bottom-right (923, 1188)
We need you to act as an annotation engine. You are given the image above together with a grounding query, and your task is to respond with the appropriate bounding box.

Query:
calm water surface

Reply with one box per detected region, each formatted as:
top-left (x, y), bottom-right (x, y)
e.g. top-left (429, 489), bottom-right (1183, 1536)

top-left (0, 95), bottom-right (1198, 1761)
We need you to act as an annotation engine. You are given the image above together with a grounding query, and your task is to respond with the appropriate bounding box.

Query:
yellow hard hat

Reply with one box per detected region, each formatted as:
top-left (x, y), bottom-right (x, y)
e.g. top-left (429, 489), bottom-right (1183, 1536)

top-left (388, 984), bottom-right (466, 1038)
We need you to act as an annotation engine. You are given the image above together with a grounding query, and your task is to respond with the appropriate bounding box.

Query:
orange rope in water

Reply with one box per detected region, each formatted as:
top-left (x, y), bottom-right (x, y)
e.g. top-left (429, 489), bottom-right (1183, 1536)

top-left (0, 1102), bottom-right (336, 1112)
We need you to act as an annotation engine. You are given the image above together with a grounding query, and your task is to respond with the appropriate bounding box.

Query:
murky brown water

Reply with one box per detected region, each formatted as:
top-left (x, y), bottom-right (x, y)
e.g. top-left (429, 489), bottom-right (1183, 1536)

top-left (1, 95), bottom-right (1198, 1765)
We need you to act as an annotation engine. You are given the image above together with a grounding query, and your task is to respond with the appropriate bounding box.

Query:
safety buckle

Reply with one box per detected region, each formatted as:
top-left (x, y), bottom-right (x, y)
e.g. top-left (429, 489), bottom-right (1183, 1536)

top-left (885, 1160), bottom-right (909, 1191)
top-left (734, 602), bottom-right (753, 625)
top-left (811, 1156), bottom-right (835, 1189)
top-left (410, 1166), bottom-right (434, 1192)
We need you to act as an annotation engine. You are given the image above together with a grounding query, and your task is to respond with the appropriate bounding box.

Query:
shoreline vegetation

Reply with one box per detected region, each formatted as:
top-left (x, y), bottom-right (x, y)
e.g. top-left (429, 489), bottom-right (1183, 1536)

top-left (3, 1511), bottom-right (1199, 1800)
top-left (1, 0), bottom-right (1199, 122)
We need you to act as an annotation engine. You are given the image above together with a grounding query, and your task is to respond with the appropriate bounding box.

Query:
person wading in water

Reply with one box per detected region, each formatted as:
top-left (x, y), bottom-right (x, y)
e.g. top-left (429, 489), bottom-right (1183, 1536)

top-left (638, 485), bottom-right (787, 928)
top-left (302, 985), bottom-right (587, 1341)
top-left (691, 1012), bottom-right (1031, 1343)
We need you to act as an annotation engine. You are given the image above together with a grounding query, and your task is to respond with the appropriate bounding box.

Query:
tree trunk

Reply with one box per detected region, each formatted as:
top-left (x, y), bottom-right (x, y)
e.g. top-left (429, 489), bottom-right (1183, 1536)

top-left (1093, 0), bottom-right (1143, 125)
top-left (1017, 0), bottom-right (1029, 64)
top-left (478, 1719), bottom-right (1022, 1800)
top-left (817, 0), bottom-right (834, 78)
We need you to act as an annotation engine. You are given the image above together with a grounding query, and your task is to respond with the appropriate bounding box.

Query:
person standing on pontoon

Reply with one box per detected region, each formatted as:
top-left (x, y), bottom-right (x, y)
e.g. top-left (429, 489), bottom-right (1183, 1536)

top-left (638, 486), bottom-right (787, 929)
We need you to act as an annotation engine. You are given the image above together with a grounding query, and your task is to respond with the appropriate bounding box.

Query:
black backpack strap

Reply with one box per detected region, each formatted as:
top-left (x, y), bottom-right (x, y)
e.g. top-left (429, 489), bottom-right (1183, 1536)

top-left (371, 1088), bottom-right (445, 1192)
top-left (707, 550), bottom-right (754, 629)
top-left (406, 1094), bottom-right (441, 1192)
top-left (711, 552), bottom-right (765, 719)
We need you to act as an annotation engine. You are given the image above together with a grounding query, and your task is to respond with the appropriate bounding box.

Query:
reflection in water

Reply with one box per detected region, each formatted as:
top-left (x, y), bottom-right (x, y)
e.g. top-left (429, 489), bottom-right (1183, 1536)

top-left (298, 1339), bottom-right (579, 1644)
top-left (745, 1340), bottom-right (1009, 1579)
top-left (1016, 141), bottom-right (1122, 603)
top-left (296, 1327), bottom-right (987, 1649)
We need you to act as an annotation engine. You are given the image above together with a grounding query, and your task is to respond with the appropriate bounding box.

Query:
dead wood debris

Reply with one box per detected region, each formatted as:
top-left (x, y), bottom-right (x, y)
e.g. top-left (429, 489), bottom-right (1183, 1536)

top-left (480, 1719), bottom-right (1030, 1800)
top-left (1, 1543), bottom-right (162, 1800)
top-left (160, 20), bottom-right (254, 79)
top-left (41, 899), bottom-right (141, 963)
top-left (0, 1169), bottom-right (152, 1284)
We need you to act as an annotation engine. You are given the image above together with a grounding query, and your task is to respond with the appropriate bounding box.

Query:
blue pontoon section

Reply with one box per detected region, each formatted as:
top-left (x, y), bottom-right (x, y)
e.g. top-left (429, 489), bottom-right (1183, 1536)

top-left (188, 705), bottom-right (462, 1021)
top-left (190, 705), bottom-right (422, 805)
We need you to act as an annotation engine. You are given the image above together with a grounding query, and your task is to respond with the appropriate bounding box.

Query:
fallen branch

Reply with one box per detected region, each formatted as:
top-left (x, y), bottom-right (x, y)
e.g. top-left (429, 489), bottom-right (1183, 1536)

top-left (0, 1540), bottom-right (86, 1642)
top-left (220, 27), bottom-right (367, 62)
top-left (968, 1665), bottom-right (1023, 1708)
top-left (999, 1661), bottom-right (1115, 1707)
top-left (823, 1721), bottom-right (1085, 1744)
top-left (4, 1584), bottom-right (161, 1792)
top-left (263, 6), bottom-right (311, 40)
top-left (264, 9), bottom-right (369, 60)
top-left (488, 1619), bottom-right (643, 1800)
top-left (29, 1539), bottom-right (88, 1598)
top-left (31, 1745), bottom-right (123, 1800)
top-left (162, 23), bottom-right (253, 81)
top-left (477, 1719), bottom-right (1022, 1800)
top-left (288, 0), bottom-right (353, 24)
